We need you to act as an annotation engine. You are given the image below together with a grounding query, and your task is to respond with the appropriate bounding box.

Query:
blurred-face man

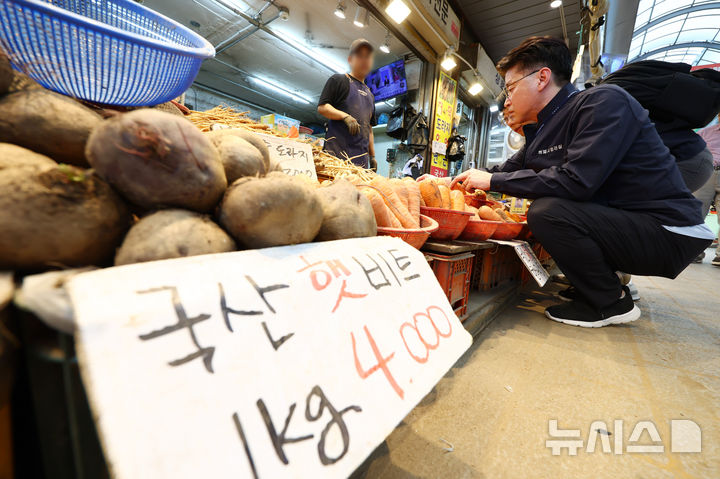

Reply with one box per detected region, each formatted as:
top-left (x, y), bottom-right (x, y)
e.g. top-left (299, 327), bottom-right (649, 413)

top-left (452, 36), bottom-right (711, 327)
top-left (317, 39), bottom-right (377, 170)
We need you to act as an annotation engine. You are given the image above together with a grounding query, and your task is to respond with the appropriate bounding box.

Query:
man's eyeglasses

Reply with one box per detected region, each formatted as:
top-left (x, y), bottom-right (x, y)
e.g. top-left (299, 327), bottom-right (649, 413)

top-left (502, 69), bottom-right (541, 99)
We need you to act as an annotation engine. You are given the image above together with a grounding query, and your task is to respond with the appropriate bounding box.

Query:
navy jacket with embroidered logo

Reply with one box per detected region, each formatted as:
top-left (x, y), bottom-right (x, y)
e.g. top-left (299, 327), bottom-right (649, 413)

top-left (489, 83), bottom-right (703, 227)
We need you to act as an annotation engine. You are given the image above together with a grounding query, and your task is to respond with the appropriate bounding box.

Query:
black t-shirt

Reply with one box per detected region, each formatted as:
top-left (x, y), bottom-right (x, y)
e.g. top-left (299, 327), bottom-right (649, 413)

top-left (318, 73), bottom-right (349, 107)
top-left (318, 74), bottom-right (377, 126)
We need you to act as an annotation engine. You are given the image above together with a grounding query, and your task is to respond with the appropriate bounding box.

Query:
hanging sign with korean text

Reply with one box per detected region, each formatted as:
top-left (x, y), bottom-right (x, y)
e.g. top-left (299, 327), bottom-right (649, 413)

top-left (417, 0), bottom-right (461, 47)
top-left (69, 236), bottom-right (471, 479)
top-left (429, 71), bottom-right (457, 177)
top-left (258, 133), bottom-right (317, 180)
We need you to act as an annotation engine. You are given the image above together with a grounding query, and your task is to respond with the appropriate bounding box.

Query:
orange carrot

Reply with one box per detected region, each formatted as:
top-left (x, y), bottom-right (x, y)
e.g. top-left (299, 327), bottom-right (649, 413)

top-left (402, 178), bottom-right (421, 224)
top-left (450, 190), bottom-right (465, 211)
top-left (389, 178), bottom-right (409, 210)
top-left (438, 184), bottom-right (451, 209)
top-left (370, 177), bottom-right (419, 228)
top-left (419, 179), bottom-right (442, 207)
top-left (495, 208), bottom-right (516, 223)
top-left (479, 205), bottom-right (503, 221)
top-left (360, 188), bottom-right (401, 228)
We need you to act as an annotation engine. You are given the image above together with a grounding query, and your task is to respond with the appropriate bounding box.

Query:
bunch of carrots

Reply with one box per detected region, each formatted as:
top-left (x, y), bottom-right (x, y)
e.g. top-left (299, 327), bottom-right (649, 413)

top-left (420, 177), bottom-right (525, 224)
top-left (341, 174), bottom-right (524, 229)
top-left (341, 175), bottom-right (423, 228)
top-left (418, 177), bottom-right (466, 211)
top-left (339, 175), bottom-right (470, 230)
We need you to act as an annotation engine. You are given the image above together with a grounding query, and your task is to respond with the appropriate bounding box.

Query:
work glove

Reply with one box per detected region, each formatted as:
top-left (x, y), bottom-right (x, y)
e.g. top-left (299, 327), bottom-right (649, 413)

top-left (343, 114), bottom-right (360, 135)
top-left (369, 156), bottom-right (377, 172)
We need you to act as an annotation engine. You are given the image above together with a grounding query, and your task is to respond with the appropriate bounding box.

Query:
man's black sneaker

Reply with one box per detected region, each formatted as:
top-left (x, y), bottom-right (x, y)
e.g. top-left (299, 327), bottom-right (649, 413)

top-left (712, 255), bottom-right (720, 267)
top-left (558, 284), bottom-right (640, 302)
top-left (545, 288), bottom-right (640, 328)
top-left (556, 286), bottom-right (579, 302)
top-left (626, 280), bottom-right (640, 301)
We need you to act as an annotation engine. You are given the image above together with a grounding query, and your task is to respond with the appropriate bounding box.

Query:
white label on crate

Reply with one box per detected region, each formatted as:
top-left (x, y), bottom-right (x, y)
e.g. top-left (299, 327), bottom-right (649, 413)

top-left (69, 236), bottom-right (471, 479)
top-left (489, 240), bottom-right (550, 287)
top-left (258, 134), bottom-right (317, 180)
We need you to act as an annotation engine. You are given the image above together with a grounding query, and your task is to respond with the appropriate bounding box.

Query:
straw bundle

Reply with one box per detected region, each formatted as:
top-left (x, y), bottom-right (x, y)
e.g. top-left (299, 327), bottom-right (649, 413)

top-left (188, 105), bottom-right (376, 181)
top-left (310, 139), bottom-right (376, 182)
top-left (187, 106), bottom-right (275, 134)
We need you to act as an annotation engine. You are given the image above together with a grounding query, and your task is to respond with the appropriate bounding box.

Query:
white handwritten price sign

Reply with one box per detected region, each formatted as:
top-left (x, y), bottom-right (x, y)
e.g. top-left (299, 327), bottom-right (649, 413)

top-left (489, 239), bottom-right (550, 287)
top-left (69, 236), bottom-right (471, 479)
top-left (258, 134), bottom-right (317, 180)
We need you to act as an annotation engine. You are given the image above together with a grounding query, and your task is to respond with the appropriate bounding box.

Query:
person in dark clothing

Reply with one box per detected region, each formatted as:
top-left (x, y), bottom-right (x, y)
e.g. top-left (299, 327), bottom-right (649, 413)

top-left (318, 39), bottom-right (377, 170)
top-left (452, 37), bottom-right (713, 328)
top-left (597, 61), bottom-right (720, 192)
top-left (658, 131), bottom-right (714, 192)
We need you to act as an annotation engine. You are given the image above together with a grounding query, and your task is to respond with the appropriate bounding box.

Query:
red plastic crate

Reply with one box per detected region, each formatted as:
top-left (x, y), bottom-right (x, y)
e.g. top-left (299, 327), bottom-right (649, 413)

top-left (425, 252), bottom-right (474, 320)
top-left (471, 246), bottom-right (522, 291)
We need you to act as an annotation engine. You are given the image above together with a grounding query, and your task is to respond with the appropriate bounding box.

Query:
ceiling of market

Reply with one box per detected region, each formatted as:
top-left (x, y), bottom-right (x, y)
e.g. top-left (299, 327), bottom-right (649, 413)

top-left (628, 0), bottom-right (720, 66)
top-left (453, 0), bottom-right (584, 62)
top-left (142, 0), bottom-right (412, 123)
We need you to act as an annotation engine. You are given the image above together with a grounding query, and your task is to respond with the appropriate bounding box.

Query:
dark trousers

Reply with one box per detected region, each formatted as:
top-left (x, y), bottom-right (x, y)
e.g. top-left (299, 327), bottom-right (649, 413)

top-left (527, 198), bottom-right (711, 309)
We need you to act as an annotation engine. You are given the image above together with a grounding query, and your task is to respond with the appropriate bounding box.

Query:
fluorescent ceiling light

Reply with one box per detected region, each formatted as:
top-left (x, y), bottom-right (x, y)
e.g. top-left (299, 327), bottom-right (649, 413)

top-left (354, 6), bottom-right (369, 27)
top-left (334, 2), bottom-right (346, 19)
top-left (489, 104), bottom-right (499, 113)
top-left (386, 0), bottom-right (411, 24)
top-left (441, 55), bottom-right (457, 71)
top-left (272, 28), bottom-right (347, 73)
top-left (468, 82), bottom-right (483, 96)
top-left (550, 0), bottom-right (562, 8)
top-left (380, 33), bottom-right (391, 53)
top-left (249, 76), bottom-right (311, 104)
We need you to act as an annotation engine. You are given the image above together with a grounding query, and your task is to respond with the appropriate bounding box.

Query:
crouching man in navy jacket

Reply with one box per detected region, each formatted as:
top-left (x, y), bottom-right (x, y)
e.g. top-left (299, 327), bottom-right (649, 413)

top-left (453, 37), bottom-right (713, 327)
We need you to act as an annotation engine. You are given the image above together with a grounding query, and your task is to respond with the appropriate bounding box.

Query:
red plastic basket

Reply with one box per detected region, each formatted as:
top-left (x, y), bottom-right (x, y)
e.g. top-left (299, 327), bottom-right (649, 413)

top-left (516, 222), bottom-right (532, 241)
top-left (377, 214), bottom-right (439, 249)
top-left (426, 252), bottom-right (474, 320)
top-left (490, 222), bottom-right (523, 240)
top-left (420, 206), bottom-right (473, 241)
top-left (459, 218), bottom-right (500, 241)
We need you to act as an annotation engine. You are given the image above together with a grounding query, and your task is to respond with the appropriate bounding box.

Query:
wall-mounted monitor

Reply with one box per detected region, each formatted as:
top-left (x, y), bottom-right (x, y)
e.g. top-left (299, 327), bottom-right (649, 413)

top-left (366, 59), bottom-right (408, 102)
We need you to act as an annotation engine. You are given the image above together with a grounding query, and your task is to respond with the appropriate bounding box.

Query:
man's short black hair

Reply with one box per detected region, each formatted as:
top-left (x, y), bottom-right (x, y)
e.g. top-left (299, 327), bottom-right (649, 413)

top-left (496, 36), bottom-right (572, 85)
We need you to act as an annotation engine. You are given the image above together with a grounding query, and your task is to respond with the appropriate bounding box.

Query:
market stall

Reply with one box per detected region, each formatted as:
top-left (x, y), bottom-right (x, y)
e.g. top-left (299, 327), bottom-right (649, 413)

top-left (0, 0), bottom-right (552, 477)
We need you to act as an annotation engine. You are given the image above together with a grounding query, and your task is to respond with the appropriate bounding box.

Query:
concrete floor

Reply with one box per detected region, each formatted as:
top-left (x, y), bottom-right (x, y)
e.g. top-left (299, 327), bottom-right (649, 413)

top-left (356, 249), bottom-right (720, 479)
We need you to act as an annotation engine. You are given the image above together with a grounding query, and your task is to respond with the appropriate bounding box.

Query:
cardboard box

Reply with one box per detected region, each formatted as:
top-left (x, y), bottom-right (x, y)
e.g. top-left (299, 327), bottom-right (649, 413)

top-left (260, 113), bottom-right (301, 138)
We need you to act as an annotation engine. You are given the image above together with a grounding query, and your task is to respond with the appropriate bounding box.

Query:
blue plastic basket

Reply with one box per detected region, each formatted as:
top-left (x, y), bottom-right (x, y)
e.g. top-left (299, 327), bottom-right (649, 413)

top-left (0, 0), bottom-right (215, 106)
